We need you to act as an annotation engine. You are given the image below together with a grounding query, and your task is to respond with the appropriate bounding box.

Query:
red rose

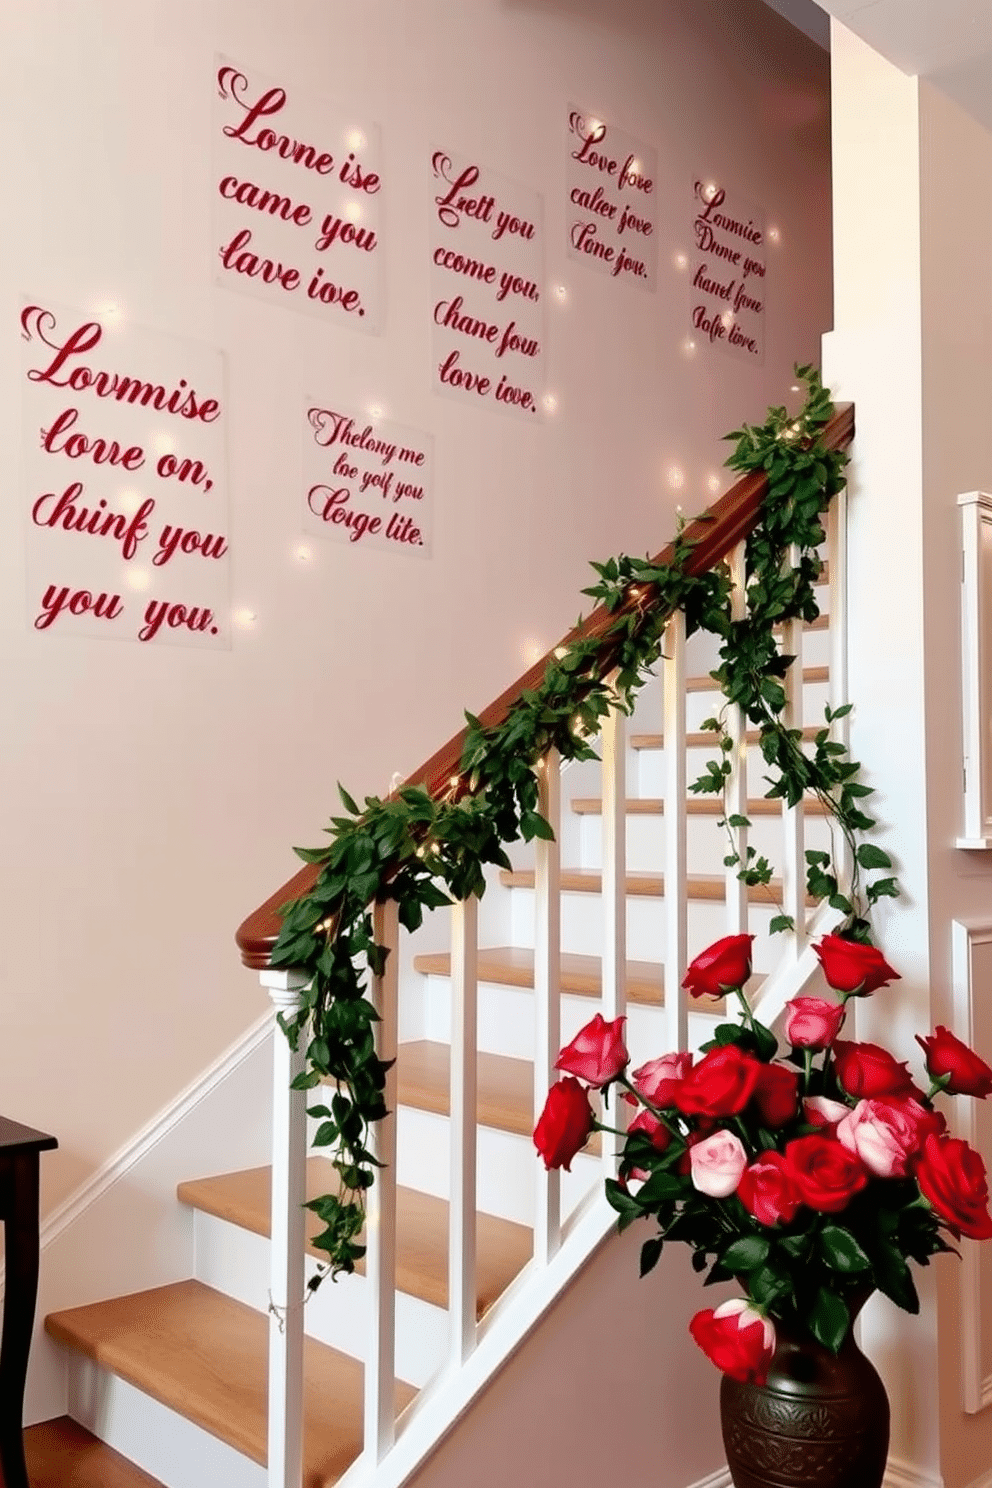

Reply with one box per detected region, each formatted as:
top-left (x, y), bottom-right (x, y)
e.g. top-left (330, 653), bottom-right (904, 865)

top-left (689, 1298), bottom-right (776, 1385)
top-left (533, 1077), bottom-right (594, 1171)
top-left (751, 1062), bottom-right (800, 1128)
top-left (784, 1133), bottom-right (869, 1213)
top-left (784, 996), bottom-right (846, 1050)
top-left (916, 1132), bottom-right (992, 1240)
top-left (683, 934), bottom-right (754, 998)
top-left (674, 1045), bottom-right (762, 1117)
top-left (916, 1027), bottom-right (992, 1099)
top-left (632, 1051), bottom-right (693, 1107)
top-left (814, 934), bottom-right (900, 996)
top-left (738, 1151), bottom-right (803, 1226)
top-left (555, 1013), bottom-right (629, 1088)
top-left (832, 1040), bottom-right (916, 1100)
top-left (628, 1107), bottom-right (672, 1152)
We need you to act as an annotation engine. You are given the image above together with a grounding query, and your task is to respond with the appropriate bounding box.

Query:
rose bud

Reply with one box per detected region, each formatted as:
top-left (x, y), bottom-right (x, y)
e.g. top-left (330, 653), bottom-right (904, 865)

top-left (533, 1077), bottom-right (594, 1171)
top-left (632, 1051), bottom-right (693, 1107)
top-left (803, 1095), bottom-right (852, 1129)
top-left (738, 1151), bottom-right (803, 1226)
top-left (751, 1062), bottom-right (800, 1128)
top-left (916, 1027), bottom-right (992, 1099)
top-left (785, 995), bottom-right (846, 1050)
top-left (814, 934), bottom-right (900, 997)
top-left (675, 1044), bottom-right (762, 1117)
top-left (832, 1040), bottom-right (917, 1100)
top-left (683, 933), bottom-right (755, 999)
top-left (916, 1132), bottom-right (992, 1240)
top-left (555, 1013), bottom-right (629, 1088)
top-left (689, 1298), bottom-right (776, 1385)
top-left (836, 1097), bottom-right (941, 1178)
top-left (689, 1129), bottom-right (749, 1197)
top-left (627, 1107), bottom-right (672, 1152)
top-left (784, 1133), bottom-right (869, 1213)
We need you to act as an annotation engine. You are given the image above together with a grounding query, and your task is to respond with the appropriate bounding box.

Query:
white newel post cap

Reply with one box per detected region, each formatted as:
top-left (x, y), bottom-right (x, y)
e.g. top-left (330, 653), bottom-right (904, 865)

top-left (259, 967), bottom-right (310, 1015)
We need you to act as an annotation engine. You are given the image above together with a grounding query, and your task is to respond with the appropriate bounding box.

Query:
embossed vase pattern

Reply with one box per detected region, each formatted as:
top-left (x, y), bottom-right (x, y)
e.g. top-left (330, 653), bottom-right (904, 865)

top-left (720, 1321), bottom-right (889, 1488)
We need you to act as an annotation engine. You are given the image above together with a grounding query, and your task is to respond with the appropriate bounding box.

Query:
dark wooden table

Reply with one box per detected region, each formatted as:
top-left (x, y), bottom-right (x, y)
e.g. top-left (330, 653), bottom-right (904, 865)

top-left (0, 1117), bottom-right (57, 1488)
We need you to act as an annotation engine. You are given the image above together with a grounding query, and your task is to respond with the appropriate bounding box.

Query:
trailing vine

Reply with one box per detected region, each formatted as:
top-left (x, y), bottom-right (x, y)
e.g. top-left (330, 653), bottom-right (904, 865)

top-left (269, 366), bottom-right (898, 1283)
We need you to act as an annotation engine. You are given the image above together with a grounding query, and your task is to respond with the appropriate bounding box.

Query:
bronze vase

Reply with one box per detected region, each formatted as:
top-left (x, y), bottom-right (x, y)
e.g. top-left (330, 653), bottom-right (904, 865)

top-left (720, 1304), bottom-right (889, 1488)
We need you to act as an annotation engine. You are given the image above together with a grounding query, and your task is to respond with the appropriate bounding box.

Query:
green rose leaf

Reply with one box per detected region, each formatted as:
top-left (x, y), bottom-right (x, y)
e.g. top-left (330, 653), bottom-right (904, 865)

top-left (819, 1225), bottom-right (872, 1274)
top-left (810, 1288), bottom-right (850, 1353)
top-left (721, 1235), bottom-right (771, 1272)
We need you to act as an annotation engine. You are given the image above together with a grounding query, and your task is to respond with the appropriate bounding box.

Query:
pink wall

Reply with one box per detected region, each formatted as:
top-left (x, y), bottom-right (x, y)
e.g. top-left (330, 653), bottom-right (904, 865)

top-left (0, 0), bottom-right (831, 1225)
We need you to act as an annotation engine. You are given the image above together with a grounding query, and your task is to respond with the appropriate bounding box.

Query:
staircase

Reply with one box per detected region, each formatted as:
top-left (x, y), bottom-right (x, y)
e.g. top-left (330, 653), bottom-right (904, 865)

top-left (42, 405), bottom-right (855, 1488)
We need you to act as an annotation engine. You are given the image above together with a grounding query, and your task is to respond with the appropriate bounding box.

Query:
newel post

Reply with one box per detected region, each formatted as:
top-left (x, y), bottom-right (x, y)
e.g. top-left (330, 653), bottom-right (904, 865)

top-left (260, 967), bottom-right (310, 1488)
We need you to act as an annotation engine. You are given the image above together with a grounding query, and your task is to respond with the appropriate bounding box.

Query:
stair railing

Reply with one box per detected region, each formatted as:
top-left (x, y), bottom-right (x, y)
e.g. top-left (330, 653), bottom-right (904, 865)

top-left (236, 402), bottom-right (855, 1488)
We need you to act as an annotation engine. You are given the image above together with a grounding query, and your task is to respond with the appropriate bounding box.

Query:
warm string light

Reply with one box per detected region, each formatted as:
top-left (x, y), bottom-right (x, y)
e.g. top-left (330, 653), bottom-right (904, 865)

top-left (554, 284), bottom-right (569, 303)
top-left (673, 252), bottom-right (689, 271)
top-left (543, 393), bottom-right (558, 413)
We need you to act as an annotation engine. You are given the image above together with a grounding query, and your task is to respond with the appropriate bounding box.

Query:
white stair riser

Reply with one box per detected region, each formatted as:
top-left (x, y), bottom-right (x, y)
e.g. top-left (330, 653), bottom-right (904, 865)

top-left (576, 807), bottom-right (833, 872)
top-left (396, 1103), bottom-right (599, 1227)
top-left (420, 975), bottom-right (721, 1064)
top-left (191, 1211), bottom-right (447, 1387)
top-left (66, 1354), bottom-right (263, 1488)
top-left (508, 885), bottom-right (794, 962)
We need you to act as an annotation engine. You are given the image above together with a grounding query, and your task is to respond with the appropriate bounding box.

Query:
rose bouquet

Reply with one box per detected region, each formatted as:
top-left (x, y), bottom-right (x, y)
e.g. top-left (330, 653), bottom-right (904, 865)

top-left (533, 932), bottom-right (992, 1386)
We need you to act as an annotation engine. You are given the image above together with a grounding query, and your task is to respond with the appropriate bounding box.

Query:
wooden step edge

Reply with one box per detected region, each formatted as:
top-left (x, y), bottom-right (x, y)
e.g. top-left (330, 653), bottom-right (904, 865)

top-left (499, 867), bottom-right (816, 907)
top-left (632, 725), bottom-right (822, 750)
top-left (178, 1163), bottom-right (532, 1319)
top-left (45, 1279), bottom-right (415, 1487)
top-left (412, 945), bottom-right (731, 1015)
top-left (570, 795), bottom-right (828, 817)
top-left (686, 664), bottom-right (828, 694)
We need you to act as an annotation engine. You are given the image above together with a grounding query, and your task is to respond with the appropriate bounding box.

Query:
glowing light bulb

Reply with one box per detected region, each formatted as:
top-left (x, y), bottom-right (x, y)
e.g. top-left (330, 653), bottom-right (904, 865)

top-left (347, 129), bottom-right (366, 150)
top-left (523, 639), bottom-right (543, 665)
top-left (673, 252), bottom-right (688, 271)
top-left (126, 568), bottom-right (150, 592)
top-left (119, 488), bottom-right (142, 514)
top-left (682, 337), bottom-right (697, 356)
top-left (234, 607), bottom-right (257, 628)
top-left (554, 284), bottom-right (568, 302)
top-left (768, 226), bottom-right (781, 243)
top-left (368, 403), bottom-right (384, 420)
top-left (705, 181), bottom-right (718, 200)
top-left (543, 394), bottom-right (558, 413)
top-left (668, 465), bottom-right (685, 490)
top-left (554, 646), bottom-right (568, 660)
top-left (344, 200), bottom-right (362, 222)
top-left (296, 544), bottom-right (312, 563)
top-left (708, 474), bottom-right (722, 494)
top-left (151, 432), bottom-right (174, 456)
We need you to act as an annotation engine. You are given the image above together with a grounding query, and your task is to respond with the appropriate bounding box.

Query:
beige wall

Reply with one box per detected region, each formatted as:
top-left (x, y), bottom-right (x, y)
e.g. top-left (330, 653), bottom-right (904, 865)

top-left (0, 0), bottom-right (831, 1221)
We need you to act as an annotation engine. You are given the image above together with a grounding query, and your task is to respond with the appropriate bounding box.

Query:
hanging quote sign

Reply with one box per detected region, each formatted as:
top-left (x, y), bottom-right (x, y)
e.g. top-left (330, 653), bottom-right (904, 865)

top-left (691, 179), bottom-right (766, 362)
top-left (213, 58), bottom-right (383, 331)
top-left (20, 303), bottom-right (230, 647)
top-left (302, 401), bottom-right (434, 557)
top-left (430, 148), bottom-right (546, 419)
top-left (566, 108), bottom-right (657, 290)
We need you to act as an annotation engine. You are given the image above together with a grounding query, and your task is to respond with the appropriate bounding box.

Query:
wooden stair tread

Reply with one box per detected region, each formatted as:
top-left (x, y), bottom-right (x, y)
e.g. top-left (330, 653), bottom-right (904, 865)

top-left (178, 1161), bottom-right (531, 1318)
top-left (632, 724), bottom-right (822, 750)
top-left (45, 1280), bottom-right (415, 1488)
top-left (686, 664), bottom-right (828, 694)
top-left (415, 944), bottom-right (665, 1005)
top-left (499, 866), bottom-right (815, 906)
top-left (570, 795), bottom-right (828, 817)
top-left (24, 1416), bottom-right (167, 1488)
top-left (396, 1040), bottom-right (536, 1139)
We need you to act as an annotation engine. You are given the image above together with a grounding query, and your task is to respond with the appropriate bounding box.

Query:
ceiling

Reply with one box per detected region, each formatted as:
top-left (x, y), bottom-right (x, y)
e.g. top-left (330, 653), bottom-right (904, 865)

top-left (763, 0), bottom-right (992, 133)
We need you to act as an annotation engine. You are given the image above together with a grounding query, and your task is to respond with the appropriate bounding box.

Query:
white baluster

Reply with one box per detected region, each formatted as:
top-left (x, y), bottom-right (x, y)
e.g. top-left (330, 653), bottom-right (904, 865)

top-left (725, 542), bottom-right (750, 937)
top-left (365, 900), bottom-right (399, 1463)
top-left (534, 750), bottom-right (561, 1265)
top-left (449, 894), bottom-right (478, 1366)
top-left (260, 967), bottom-right (310, 1488)
top-left (782, 543), bottom-right (806, 952)
top-left (601, 703), bottom-right (627, 1177)
top-left (663, 612), bottom-right (688, 1053)
top-left (827, 488), bottom-right (851, 892)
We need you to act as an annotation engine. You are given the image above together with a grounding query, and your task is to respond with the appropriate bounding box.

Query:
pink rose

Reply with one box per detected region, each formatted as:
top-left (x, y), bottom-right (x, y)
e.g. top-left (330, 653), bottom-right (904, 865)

top-left (803, 1095), bottom-right (851, 1130)
top-left (837, 1095), bottom-right (945, 1176)
top-left (555, 1014), bottom-right (629, 1088)
top-left (689, 1129), bottom-right (749, 1197)
top-left (689, 1298), bottom-right (776, 1385)
top-left (784, 996), bottom-right (846, 1050)
top-left (632, 1051), bottom-right (693, 1106)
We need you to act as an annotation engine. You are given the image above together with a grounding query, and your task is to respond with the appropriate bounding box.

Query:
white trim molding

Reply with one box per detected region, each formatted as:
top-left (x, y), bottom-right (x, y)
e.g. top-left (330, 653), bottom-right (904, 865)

top-left (956, 493), bottom-right (992, 849)
top-left (685, 1469), bottom-right (732, 1488)
top-left (952, 919), bottom-right (992, 1415)
top-left (884, 1457), bottom-right (944, 1488)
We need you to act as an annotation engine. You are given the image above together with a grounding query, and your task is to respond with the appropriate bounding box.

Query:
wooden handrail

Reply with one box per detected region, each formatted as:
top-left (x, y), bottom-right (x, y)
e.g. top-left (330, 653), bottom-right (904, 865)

top-left (236, 404), bottom-right (855, 968)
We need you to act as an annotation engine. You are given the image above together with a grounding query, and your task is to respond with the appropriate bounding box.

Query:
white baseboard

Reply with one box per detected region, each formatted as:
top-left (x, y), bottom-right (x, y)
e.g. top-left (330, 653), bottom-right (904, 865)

top-left (686, 1469), bottom-right (732, 1488)
top-left (885, 1456), bottom-right (943, 1488)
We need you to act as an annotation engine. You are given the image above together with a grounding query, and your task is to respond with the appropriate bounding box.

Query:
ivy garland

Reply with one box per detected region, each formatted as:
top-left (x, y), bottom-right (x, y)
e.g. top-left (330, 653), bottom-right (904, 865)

top-left (270, 366), bottom-right (898, 1284)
